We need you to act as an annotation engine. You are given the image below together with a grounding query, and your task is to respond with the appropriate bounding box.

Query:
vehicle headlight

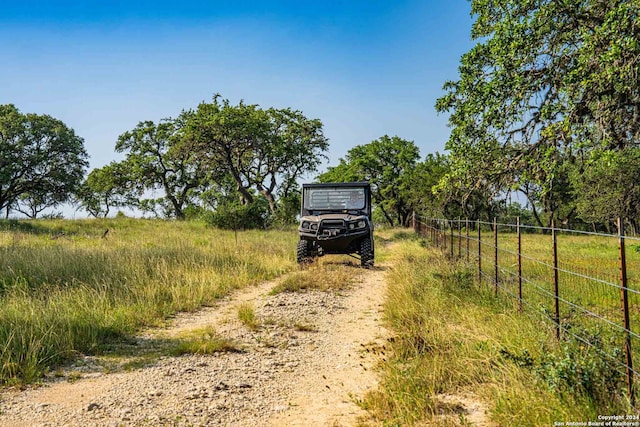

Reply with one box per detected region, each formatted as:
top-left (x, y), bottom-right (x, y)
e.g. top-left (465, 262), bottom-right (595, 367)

top-left (348, 220), bottom-right (367, 230)
top-left (302, 221), bottom-right (310, 229)
top-left (310, 223), bottom-right (318, 230)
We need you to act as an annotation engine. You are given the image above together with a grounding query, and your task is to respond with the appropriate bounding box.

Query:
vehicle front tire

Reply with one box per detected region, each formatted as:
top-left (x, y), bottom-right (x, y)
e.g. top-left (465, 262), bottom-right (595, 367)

top-left (297, 239), bottom-right (313, 264)
top-left (360, 237), bottom-right (374, 268)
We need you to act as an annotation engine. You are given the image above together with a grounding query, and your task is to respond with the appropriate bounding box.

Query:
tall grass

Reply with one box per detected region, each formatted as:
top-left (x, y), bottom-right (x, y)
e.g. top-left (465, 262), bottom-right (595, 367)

top-left (446, 226), bottom-right (640, 405)
top-left (451, 228), bottom-right (640, 325)
top-left (0, 218), bottom-right (296, 384)
top-left (237, 303), bottom-right (259, 330)
top-left (364, 234), bottom-right (621, 425)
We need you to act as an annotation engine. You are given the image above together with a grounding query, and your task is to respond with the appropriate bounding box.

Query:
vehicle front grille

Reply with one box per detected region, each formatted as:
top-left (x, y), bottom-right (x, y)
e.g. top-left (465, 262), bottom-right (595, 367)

top-left (321, 220), bottom-right (345, 228)
top-left (319, 219), bottom-right (346, 237)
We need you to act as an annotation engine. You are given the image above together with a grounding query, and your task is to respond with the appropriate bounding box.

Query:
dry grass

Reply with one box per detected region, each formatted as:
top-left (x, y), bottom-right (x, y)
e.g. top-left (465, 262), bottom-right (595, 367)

top-left (293, 322), bottom-right (318, 332)
top-left (0, 217), bottom-right (296, 384)
top-left (270, 257), bottom-right (359, 294)
top-left (362, 232), bottom-right (611, 426)
top-left (171, 326), bottom-right (242, 355)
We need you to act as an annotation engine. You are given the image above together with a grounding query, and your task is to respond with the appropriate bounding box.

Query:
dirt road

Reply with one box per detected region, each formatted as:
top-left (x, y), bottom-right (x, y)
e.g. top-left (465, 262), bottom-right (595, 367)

top-left (0, 260), bottom-right (388, 426)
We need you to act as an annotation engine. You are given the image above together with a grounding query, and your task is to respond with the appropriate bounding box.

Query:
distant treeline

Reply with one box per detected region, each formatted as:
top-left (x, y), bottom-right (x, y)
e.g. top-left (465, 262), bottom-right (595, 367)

top-left (0, 96), bottom-right (328, 227)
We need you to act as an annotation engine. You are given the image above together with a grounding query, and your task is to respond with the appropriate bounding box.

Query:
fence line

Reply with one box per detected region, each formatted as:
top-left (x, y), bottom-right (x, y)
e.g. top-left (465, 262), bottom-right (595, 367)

top-left (412, 214), bottom-right (638, 405)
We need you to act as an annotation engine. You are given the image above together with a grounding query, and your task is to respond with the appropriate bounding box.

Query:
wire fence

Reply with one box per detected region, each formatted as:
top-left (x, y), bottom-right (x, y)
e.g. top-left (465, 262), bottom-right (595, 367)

top-left (413, 214), bottom-right (640, 405)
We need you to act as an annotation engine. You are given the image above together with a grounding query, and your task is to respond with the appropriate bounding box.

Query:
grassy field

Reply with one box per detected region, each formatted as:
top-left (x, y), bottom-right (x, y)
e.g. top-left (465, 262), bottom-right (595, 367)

top-left (364, 231), bottom-right (631, 426)
top-left (0, 218), bottom-right (297, 384)
top-left (445, 227), bottom-right (640, 316)
top-left (2, 219), bottom-right (635, 423)
top-left (439, 226), bottom-right (640, 398)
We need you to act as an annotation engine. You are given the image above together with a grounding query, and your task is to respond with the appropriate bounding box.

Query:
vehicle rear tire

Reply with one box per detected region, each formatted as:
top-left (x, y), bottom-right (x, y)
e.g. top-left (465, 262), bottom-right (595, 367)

top-left (360, 237), bottom-right (374, 268)
top-left (297, 239), bottom-right (313, 264)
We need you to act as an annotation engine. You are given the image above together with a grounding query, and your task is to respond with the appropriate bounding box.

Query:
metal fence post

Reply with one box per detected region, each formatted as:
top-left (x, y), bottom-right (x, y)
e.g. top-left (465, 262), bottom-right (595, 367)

top-left (458, 218), bottom-right (462, 259)
top-left (517, 216), bottom-right (522, 313)
top-left (412, 211), bottom-right (416, 234)
top-left (477, 219), bottom-right (482, 284)
top-left (552, 220), bottom-right (560, 341)
top-left (431, 219), bottom-right (434, 245)
top-left (466, 218), bottom-right (470, 263)
top-left (450, 220), bottom-right (454, 258)
top-left (494, 217), bottom-right (498, 297)
top-left (618, 217), bottom-right (634, 404)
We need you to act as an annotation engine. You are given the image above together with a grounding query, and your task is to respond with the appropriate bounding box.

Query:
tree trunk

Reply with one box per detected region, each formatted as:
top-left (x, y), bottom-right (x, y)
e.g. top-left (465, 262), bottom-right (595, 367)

top-left (258, 175), bottom-right (278, 214)
top-left (401, 210), bottom-right (412, 227)
top-left (237, 184), bottom-right (254, 205)
top-left (530, 204), bottom-right (543, 228)
top-left (259, 190), bottom-right (277, 214)
top-left (224, 150), bottom-right (254, 205)
top-left (379, 205), bottom-right (395, 227)
top-left (163, 186), bottom-right (185, 220)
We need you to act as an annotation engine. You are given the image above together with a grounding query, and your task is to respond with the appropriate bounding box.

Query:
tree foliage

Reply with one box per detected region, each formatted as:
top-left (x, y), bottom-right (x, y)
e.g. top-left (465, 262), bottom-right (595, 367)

top-left (83, 95), bottom-right (329, 224)
top-left (115, 112), bottom-right (210, 219)
top-left (573, 148), bottom-right (640, 231)
top-left (436, 0), bottom-right (640, 225)
top-left (318, 135), bottom-right (420, 226)
top-left (412, 153), bottom-right (498, 221)
top-left (186, 95), bottom-right (328, 214)
top-left (206, 197), bottom-right (271, 230)
top-left (77, 162), bottom-right (138, 218)
top-left (0, 104), bottom-right (88, 218)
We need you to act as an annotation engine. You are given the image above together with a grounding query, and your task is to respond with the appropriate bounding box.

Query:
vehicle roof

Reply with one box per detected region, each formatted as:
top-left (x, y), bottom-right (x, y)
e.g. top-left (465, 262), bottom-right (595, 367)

top-left (302, 182), bottom-right (370, 189)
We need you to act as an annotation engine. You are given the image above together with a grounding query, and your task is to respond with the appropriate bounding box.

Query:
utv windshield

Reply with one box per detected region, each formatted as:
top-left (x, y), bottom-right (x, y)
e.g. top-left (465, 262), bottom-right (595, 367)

top-left (304, 187), bottom-right (366, 211)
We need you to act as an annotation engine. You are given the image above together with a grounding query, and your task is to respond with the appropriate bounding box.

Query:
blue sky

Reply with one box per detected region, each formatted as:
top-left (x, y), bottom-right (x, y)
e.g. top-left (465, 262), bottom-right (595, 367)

top-left (1, 1), bottom-right (475, 173)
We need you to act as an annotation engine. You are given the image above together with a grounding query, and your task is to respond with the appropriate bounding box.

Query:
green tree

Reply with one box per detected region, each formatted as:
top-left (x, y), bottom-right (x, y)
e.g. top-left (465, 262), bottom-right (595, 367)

top-left (318, 135), bottom-right (420, 226)
top-left (207, 197), bottom-right (271, 230)
top-left (0, 104), bottom-right (88, 217)
top-left (435, 0), bottom-right (640, 224)
top-left (115, 112), bottom-right (210, 219)
top-left (186, 97), bottom-right (264, 206)
top-left (257, 107), bottom-right (328, 213)
top-left (573, 148), bottom-right (640, 233)
top-left (271, 189), bottom-right (302, 226)
top-left (187, 95), bottom-right (328, 214)
top-left (405, 153), bottom-right (488, 220)
top-left (15, 191), bottom-right (64, 219)
top-left (77, 162), bottom-right (139, 218)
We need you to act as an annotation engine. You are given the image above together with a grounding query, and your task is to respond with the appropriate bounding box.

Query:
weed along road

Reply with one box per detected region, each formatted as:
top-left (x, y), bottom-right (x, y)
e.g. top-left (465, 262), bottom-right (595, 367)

top-left (0, 257), bottom-right (389, 426)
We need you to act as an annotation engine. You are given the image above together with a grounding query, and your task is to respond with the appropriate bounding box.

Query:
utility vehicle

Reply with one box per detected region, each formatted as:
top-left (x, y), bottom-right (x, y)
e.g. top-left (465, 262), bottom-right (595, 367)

top-left (297, 182), bottom-right (374, 267)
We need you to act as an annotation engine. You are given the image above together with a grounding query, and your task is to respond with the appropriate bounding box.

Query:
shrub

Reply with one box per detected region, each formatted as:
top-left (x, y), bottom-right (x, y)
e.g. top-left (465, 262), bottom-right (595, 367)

top-left (534, 328), bottom-right (625, 406)
top-left (206, 198), bottom-right (270, 230)
top-left (269, 193), bottom-right (300, 227)
top-left (182, 205), bottom-right (208, 221)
